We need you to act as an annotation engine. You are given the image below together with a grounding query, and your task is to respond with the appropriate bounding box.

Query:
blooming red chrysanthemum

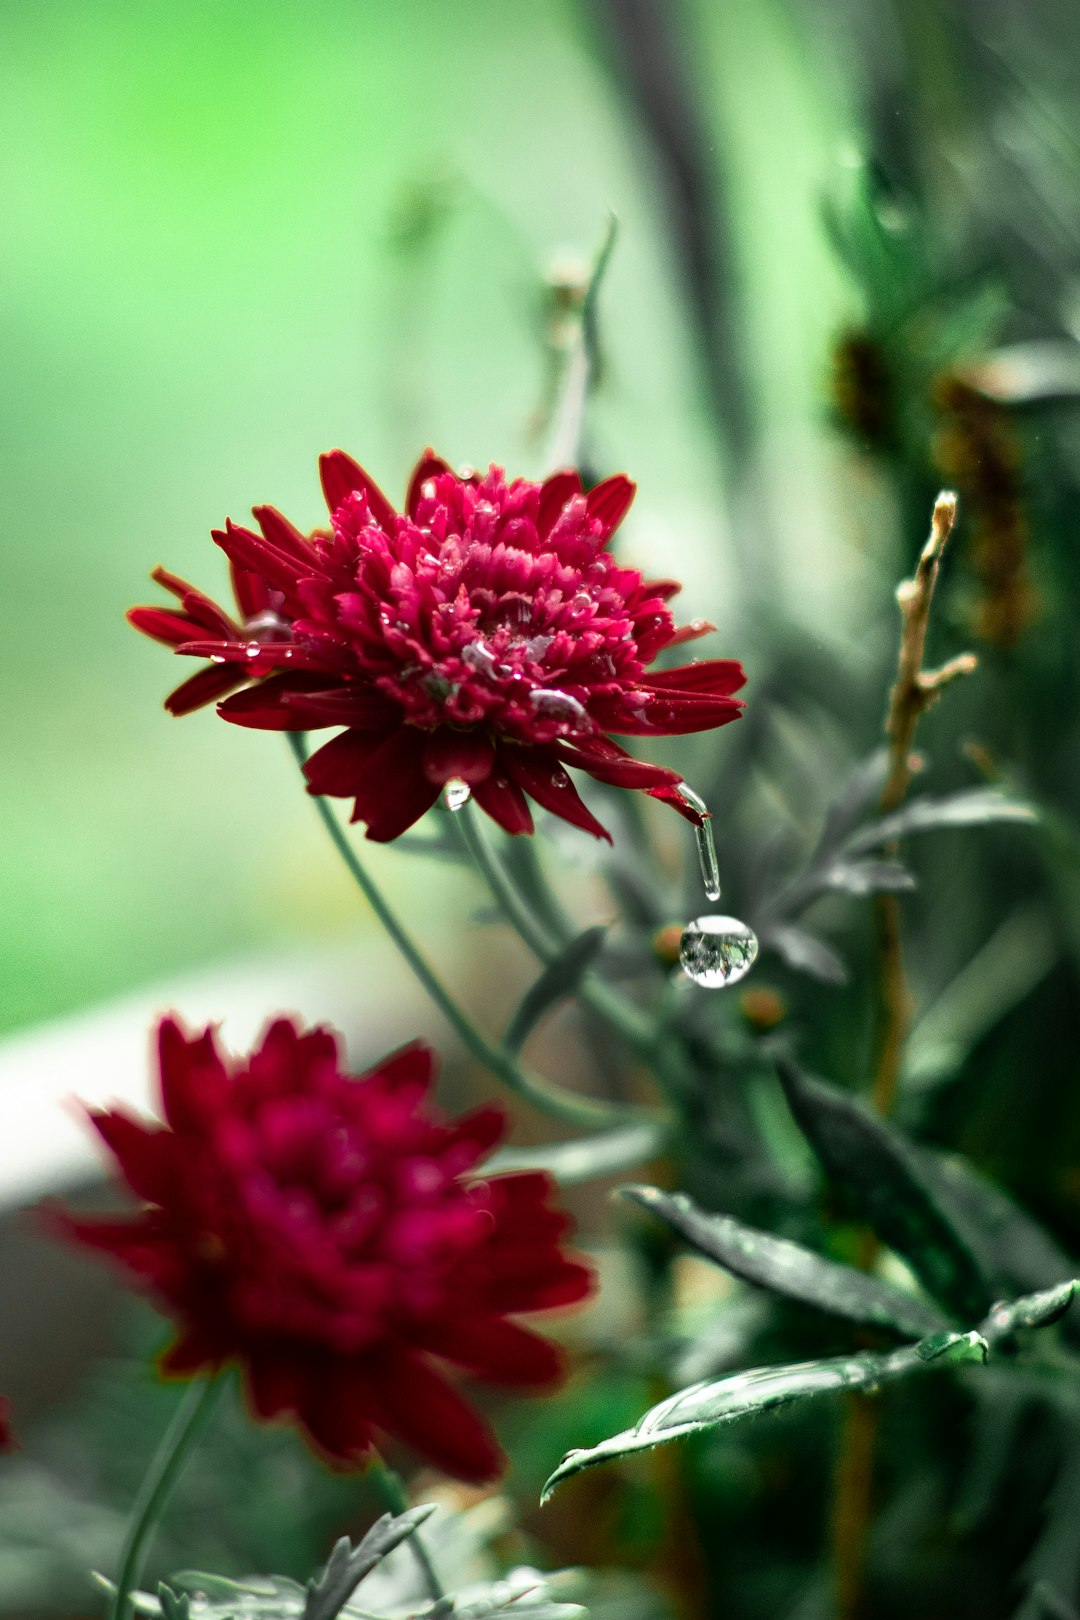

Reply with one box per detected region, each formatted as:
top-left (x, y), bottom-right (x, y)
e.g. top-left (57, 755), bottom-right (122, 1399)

top-left (129, 451), bottom-right (745, 842)
top-left (52, 1017), bottom-right (592, 1482)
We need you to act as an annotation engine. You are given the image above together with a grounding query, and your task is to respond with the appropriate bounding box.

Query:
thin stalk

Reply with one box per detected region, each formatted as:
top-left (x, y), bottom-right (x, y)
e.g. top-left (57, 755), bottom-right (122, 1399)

top-left (367, 1455), bottom-right (444, 1604)
top-left (288, 735), bottom-right (638, 1129)
top-left (457, 803), bottom-right (663, 1056)
top-left (110, 1377), bottom-right (224, 1620)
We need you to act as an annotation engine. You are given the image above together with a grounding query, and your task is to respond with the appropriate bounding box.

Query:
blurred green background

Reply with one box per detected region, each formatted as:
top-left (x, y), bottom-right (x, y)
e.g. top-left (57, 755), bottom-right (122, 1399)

top-left (0, 0), bottom-right (854, 1036)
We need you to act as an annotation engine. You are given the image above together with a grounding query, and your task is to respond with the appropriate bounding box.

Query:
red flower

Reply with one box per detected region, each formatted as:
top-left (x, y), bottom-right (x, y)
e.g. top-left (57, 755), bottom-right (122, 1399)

top-left (129, 451), bottom-right (745, 842)
top-left (52, 1017), bottom-right (591, 1483)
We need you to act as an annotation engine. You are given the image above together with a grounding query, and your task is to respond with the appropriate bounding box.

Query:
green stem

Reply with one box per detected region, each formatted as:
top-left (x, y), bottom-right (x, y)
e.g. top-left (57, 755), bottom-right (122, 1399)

top-left (367, 1455), bottom-right (444, 1603)
top-left (457, 803), bottom-right (666, 1059)
top-left (110, 1377), bottom-right (224, 1620)
top-left (287, 735), bottom-right (635, 1129)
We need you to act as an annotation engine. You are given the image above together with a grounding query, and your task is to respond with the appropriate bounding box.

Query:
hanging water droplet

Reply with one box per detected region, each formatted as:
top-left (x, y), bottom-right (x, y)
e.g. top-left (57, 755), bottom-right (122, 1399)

top-left (443, 777), bottom-right (471, 812)
top-left (680, 916), bottom-right (759, 988)
top-left (530, 689), bottom-right (590, 728)
top-left (677, 784), bottom-right (721, 901)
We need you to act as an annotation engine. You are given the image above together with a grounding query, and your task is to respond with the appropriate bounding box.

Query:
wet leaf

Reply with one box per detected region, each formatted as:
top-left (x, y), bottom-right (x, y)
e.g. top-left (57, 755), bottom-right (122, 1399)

top-left (774, 1058), bottom-right (990, 1320)
top-left (541, 1281), bottom-right (1076, 1502)
top-left (541, 1328), bottom-right (987, 1502)
top-left (504, 927), bottom-right (609, 1055)
top-left (820, 857), bottom-right (916, 897)
top-left (619, 1184), bottom-right (948, 1339)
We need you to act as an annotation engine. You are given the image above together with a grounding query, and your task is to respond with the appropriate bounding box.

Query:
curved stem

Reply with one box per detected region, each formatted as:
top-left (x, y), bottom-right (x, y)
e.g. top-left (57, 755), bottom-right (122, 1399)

top-left (287, 735), bottom-right (637, 1129)
top-left (367, 1455), bottom-right (444, 1604)
top-left (110, 1377), bottom-right (224, 1620)
top-left (457, 803), bottom-right (667, 1060)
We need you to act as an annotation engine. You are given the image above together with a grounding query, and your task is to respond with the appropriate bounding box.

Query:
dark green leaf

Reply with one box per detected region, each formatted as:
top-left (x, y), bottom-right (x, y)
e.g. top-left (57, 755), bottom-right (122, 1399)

top-left (504, 927), bottom-right (609, 1055)
top-left (541, 1281), bottom-right (1076, 1502)
top-left (541, 1327), bottom-right (987, 1502)
top-left (619, 1184), bottom-right (948, 1339)
top-left (158, 1588), bottom-right (192, 1620)
top-left (774, 1058), bottom-right (990, 1320)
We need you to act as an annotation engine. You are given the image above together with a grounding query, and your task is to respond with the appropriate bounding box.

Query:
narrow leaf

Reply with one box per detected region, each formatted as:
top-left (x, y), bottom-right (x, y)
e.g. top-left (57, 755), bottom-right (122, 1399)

top-left (541, 1327), bottom-right (987, 1502)
top-left (487, 1120), bottom-right (666, 1186)
top-left (303, 1506), bottom-right (438, 1620)
top-left (763, 924), bottom-right (848, 984)
top-left (504, 926), bottom-right (609, 1054)
top-left (821, 857), bottom-right (916, 897)
top-left (541, 1281), bottom-right (1076, 1501)
top-left (846, 788), bottom-right (1037, 854)
top-left (814, 748), bottom-right (890, 854)
top-left (619, 1184), bottom-right (948, 1339)
top-left (774, 1058), bottom-right (990, 1320)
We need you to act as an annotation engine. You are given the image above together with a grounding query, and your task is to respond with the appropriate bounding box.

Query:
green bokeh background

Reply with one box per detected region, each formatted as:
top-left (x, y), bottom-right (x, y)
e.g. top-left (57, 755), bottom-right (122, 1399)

top-left (0, 0), bottom-right (850, 1036)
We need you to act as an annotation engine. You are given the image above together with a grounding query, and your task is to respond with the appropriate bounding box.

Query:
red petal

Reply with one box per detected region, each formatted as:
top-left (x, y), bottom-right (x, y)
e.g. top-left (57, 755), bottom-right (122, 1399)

top-left (423, 1316), bottom-right (563, 1388)
top-left (642, 659), bottom-right (747, 695)
top-left (217, 674), bottom-right (334, 731)
top-left (252, 504), bottom-right (319, 566)
top-left (365, 1040), bottom-right (436, 1095)
top-left (229, 562), bottom-right (273, 621)
top-left (350, 730), bottom-right (442, 842)
top-left (244, 1349), bottom-right (313, 1421)
top-left (303, 729), bottom-right (394, 798)
top-left (591, 691), bottom-right (744, 736)
top-left (150, 565), bottom-right (201, 601)
top-left (405, 449), bottom-right (454, 518)
top-left (160, 1328), bottom-right (230, 1378)
top-left (502, 748), bottom-right (612, 842)
top-left (537, 471), bottom-right (584, 540)
top-left (318, 450), bottom-right (398, 532)
top-left (212, 521), bottom-right (305, 596)
top-left (640, 577), bottom-right (682, 601)
top-left (483, 1255), bottom-right (594, 1312)
top-left (157, 1016), bottom-right (228, 1134)
top-left (128, 607), bottom-right (200, 647)
top-left (166, 663), bottom-right (246, 716)
top-left (557, 737), bottom-right (680, 790)
top-left (586, 474), bottom-right (635, 539)
top-left (665, 620), bottom-right (716, 648)
top-left (448, 1103), bottom-right (507, 1165)
top-left (420, 729), bottom-right (496, 786)
top-left (89, 1108), bottom-right (177, 1202)
top-left (296, 1357), bottom-right (377, 1464)
top-left (369, 1348), bottom-right (504, 1483)
top-left (471, 768), bottom-right (535, 836)
top-left (281, 686), bottom-right (400, 727)
top-left (646, 781), bottom-right (709, 823)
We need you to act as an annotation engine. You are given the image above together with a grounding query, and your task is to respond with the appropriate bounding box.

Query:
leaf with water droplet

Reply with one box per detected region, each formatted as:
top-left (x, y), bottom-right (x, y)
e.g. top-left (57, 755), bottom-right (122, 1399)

top-left (774, 1057), bottom-right (991, 1321)
top-left (504, 926), bottom-right (609, 1055)
top-left (762, 923), bottom-right (848, 984)
top-left (619, 1185), bottom-right (949, 1339)
top-left (821, 857), bottom-right (916, 897)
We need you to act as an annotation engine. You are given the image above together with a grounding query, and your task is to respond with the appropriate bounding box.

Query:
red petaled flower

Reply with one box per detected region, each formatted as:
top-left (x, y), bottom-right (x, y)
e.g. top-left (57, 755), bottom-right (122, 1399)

top-left (52, 1017), bottom-right (592, 1482)
top-left (129, 451), bottom-right (745, 842)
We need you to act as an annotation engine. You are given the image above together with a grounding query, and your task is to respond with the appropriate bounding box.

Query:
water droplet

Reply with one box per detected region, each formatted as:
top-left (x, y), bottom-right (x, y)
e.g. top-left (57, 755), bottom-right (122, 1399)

top-left (444, 777), bottom-right (471, 812)
top-left (243, 608), bottom-right (288, 636)
top-left (677, 784), bottom-right (721, 901)
top-left (243, 640), bottom-right (262, 659)
top-left (462, 640), bottom-right (500, 679)
top-left (422, 479), bottom-right (437, 499)
top-left (680, 916), bottom-right (759, 988)
top-left (530, 688), bottom-right (590, 728)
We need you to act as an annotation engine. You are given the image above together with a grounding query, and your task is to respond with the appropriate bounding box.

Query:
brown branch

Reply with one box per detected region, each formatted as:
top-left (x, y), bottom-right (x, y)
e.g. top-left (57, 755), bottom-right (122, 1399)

top-left (833, 491), bottom-right (976, 1620)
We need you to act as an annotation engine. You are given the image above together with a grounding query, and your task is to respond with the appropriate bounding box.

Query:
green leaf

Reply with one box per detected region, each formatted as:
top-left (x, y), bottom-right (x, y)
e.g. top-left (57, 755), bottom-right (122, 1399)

top-left (619, 1184), bottom-right (949, 1339)
top-left (303, 1507), bottom-right (438, 1620)
top-left (541, 1328), bottom-right (987, 1503)
top-left (773, 1058), bottom-right (990, 1320)
top-left (846, 788), bottom-right (1037, 854)
top-left (820, 856), bottom-right (916, 897)
top-left (540, 1281), bottom-right (1076, 1502)
top-left (504, 926), bottom-right (609, 1055)
top-left (158, 1589), bottom-right (192, 1620)
top-left (763, 923), bottom-right (848, 984)
top-left (486, 1120), bottom-right (666, 1187)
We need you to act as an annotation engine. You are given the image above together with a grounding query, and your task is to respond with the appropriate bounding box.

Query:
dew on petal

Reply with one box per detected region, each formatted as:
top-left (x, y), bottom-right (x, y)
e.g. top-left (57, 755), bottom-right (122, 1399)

top-left (444, 777), bottom-right (471, 812)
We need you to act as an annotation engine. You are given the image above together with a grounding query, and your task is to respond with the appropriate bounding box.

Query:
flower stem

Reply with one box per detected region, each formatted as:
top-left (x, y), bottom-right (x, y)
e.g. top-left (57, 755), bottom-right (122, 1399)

top-left (110, 1376), bottom-right (224, 1620)
top-left (287, 735), bottom-right (638, 1129)
top-left (456, 803), bottom-right (663, 1057)
top-left (367, 1454), bottom-right (444, 1604)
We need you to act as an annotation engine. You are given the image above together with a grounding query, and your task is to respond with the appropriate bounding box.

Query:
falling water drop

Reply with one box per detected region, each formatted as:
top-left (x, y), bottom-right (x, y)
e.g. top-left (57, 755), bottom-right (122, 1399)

top-left (677, 784), bottom-right (722, 901)
top-left (679, 916), bottom-right (759, 988)
top-left (444, 777), bottom-right (471, 812)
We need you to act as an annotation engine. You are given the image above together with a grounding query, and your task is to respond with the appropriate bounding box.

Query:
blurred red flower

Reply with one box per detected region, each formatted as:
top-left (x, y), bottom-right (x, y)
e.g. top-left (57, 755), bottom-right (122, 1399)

top-left (53, 1017), bottom-right (591, 1483)
top-left (129, 451), bottom-right (745, 841)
